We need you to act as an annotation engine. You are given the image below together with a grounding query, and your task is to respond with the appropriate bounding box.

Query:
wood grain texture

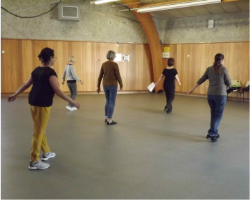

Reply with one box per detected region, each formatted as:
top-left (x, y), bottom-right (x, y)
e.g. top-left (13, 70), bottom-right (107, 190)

top-left (122, 0), bottom-right (164, 92)
top-left (161, 42), bottom-right (249, 98)
top-left (1, 39), bottom-right (153, 93)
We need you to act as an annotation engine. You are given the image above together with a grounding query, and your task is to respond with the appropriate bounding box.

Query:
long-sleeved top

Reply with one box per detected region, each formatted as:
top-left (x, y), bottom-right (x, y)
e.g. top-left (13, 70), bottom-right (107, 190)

top-left (97, 61), bottom-right (123, 88)
top-left (197, 66), bottom-right (231, 96)
top-left (62, 64), bottom-right (81, 82)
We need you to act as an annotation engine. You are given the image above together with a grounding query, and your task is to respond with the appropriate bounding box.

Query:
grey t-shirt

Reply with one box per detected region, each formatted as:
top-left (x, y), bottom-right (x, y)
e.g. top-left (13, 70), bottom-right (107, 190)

top-left (62, 64), bottom-right (81, 82)
top-left (197, 66), bottom-right (231, 96)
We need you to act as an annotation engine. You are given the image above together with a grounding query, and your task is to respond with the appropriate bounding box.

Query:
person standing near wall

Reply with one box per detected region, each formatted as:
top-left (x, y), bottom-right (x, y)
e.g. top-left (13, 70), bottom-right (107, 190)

top-left (8, 48), bottom-right (80, 170)
top-left (188, 53), bottom-right (231, 142)
top-left (97, 50), bottom-right (123, 125)
top-left (62, 56), bottom-right (83, 111)
top-left (155, 58), bottom-right (181, 113)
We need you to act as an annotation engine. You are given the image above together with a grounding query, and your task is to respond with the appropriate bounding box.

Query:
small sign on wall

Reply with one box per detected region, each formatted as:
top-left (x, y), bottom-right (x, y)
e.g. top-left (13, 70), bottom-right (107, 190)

top-left (162, 52), bottom-right (170, 58)
top-left (123, 55), bottom-right (130, 62)
top-left (163, 46), bottom-right (170, 58)
top-left (164, 47), bottom-right (170, 52)
top-left (114, 53), bottom-right (122, 62)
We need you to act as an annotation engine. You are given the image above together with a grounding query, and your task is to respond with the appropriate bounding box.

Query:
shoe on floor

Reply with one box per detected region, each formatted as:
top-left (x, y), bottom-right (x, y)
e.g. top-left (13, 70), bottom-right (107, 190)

top-left (28, 159), bottom-right (50, 170)
top-left (210, 137), bottom-right (217, 142)
top-left (41, 152), bottom-right (56, 161)
top-left (66, 105), bottom-right (72, 111)
top-left (105, 118), bottom-right (108, 122)
top-left (107, 121), bottom-right (117, 125)
top-left (71, 107), bottom-right (78, 111)
top-left (206, 134), bottom-right (220, 139)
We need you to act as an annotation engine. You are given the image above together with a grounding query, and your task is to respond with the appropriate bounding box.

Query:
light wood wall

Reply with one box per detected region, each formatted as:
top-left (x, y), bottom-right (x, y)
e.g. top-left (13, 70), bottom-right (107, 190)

top-left (2, 39), bottom-right (249, 99)
top-left (123, 0), bottom-right (163, 93)
top-left (162, 42), bottom-right (249, 98)
top-left (1, 39), bottom-right (152, 93)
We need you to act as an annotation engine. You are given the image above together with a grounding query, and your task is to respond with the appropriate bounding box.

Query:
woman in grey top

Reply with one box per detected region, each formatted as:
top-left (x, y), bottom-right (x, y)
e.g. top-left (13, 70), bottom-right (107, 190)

top-left (188, 53), bottom-right (231, 142)
top-left (62, 56), bottom-right (83, 111)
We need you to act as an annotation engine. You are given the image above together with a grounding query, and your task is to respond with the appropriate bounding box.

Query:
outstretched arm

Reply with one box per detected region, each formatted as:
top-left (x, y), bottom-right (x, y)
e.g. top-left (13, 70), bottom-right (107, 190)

top-left (187, 84), bottom-right (199, 94)
top-left (155, 74), bottom-right (164, 85)
top-left (8, 76), bottom-right (33, 102)
top-left (188, 68), bottom-right (208, 94)
top-left (49, 75), bottom-right (80, 109)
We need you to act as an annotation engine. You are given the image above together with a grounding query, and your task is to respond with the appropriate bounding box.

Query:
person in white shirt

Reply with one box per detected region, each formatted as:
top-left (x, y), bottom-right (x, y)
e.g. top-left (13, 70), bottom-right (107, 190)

top-left (62, 56), bottom-right (83, 111)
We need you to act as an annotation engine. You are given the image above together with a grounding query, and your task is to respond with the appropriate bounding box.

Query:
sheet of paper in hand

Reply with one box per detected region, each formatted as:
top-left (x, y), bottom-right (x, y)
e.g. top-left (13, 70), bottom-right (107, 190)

top-left (148, 82), bottom-right (155, 92)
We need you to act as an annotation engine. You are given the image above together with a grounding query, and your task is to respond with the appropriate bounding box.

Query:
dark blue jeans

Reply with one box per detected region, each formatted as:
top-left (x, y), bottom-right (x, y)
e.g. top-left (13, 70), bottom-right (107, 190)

top-left (103, 86), bottom-right (117, 119)
top-left (207, 95), bottom-right (227, 136)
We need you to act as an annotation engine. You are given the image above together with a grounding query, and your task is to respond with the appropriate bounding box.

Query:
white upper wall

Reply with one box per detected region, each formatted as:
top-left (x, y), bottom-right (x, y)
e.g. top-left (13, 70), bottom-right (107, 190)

top-left (154, 11), bottom-right (249, 44)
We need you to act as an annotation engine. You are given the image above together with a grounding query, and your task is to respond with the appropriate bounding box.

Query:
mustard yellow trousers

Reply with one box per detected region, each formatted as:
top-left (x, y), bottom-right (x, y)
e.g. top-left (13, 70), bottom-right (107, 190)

top-left (30, 106), bottom-right (51, 162)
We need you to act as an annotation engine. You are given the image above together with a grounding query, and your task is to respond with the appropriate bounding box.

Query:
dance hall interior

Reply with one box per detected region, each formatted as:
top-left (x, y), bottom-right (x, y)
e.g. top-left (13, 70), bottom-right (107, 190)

top-left (1, 0), bottom-right (249, 199)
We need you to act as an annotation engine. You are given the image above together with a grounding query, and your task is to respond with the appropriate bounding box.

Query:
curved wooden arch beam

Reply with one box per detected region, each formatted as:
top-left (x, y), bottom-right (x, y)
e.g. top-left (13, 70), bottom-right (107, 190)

top-left (123, 0), bottom-right (163, 92)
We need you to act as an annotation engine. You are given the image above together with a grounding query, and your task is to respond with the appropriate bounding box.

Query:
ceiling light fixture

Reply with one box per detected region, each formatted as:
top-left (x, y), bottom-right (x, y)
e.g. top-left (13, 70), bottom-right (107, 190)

top-left (92, 0), bottom-right (119, 5)
top-left (137, 0), bottom-right (221, 13)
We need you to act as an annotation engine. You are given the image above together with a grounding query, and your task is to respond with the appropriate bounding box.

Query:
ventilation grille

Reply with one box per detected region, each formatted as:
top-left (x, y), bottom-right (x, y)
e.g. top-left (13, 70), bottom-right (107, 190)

top-left (58, 4), bottom-right (80, 21)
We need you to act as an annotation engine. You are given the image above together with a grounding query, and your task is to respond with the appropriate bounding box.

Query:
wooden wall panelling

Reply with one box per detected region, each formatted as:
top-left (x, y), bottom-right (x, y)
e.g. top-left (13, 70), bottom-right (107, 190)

top-left (82, 42), bottom-right (91, 92)
top-left (142, 44), bottom-right (153, 90)
top-left (21, 40), bottom-right (33, 92)
top-left (0, 39), bottom-right (5, 93)
top-left (135, 44), bottom-right (144, 90)
top-left (118, 44), bottom-right (129, 90)
top-left (1, 39), bottom-right (23, 93)
top-left (127, 44), bottom-right (136, 91)
top-left (240, 42), bottom-right (250, 86)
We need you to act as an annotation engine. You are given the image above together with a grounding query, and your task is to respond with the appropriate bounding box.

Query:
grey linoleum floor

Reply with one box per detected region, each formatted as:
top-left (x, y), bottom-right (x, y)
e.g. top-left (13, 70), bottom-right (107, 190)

top-left (1, 93), bottom-right (249, 199)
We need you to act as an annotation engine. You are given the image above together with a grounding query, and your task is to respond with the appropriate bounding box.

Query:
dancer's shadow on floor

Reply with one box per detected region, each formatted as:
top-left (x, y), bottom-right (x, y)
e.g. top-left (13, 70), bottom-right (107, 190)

top-left (159, 131), bottom-right (209, 142)
top-left (128, 106), bottom-right (164, 114)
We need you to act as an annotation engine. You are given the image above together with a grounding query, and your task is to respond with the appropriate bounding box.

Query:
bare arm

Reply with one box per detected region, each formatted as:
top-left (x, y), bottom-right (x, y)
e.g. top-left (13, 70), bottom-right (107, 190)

top-left (155, 74), bottom-right (164, 85)
top-left (8, 76), bottom-right (33, 102)
top-left (175, 75), bottom-right (181, 85)
top-left (49, 75), bottom-right (80, 108)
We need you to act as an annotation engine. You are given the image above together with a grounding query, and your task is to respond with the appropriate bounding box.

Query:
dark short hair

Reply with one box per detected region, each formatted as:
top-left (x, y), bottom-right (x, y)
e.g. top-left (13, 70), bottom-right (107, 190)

top-left (168, 58), bottom-right (174, 66)
top-left (38, 47), bottom-right (54, 63)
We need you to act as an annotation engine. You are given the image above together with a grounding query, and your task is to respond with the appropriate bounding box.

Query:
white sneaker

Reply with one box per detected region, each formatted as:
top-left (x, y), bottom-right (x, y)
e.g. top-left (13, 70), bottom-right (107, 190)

top-left (28, 159), bottom-right (50, 170)
top-left (66, 105), bottom-right (72, 111)
top-left (41, 152), bottom-right (56, 161)
top-left (71, 107), bottom-right (78, 111)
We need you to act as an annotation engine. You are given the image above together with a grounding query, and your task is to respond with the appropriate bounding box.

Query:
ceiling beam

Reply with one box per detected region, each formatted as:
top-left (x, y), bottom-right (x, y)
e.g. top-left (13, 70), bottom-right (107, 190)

top-left (122, 0), bottom-right (164, 92)
top-left (139, 0), bottom-right (240, 8)
top-left (221, 0), bottom-right (239, 2)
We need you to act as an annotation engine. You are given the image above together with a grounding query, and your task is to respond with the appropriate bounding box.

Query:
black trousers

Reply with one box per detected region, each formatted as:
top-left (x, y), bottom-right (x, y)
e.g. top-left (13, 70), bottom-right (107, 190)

top-left (164, 88), bottom-right (175, 111)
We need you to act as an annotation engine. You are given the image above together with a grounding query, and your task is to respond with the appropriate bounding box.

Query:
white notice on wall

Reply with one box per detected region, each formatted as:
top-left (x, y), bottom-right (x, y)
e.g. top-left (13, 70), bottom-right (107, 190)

top-left (162, 52), bottom-right (170, 58)
top-left (114, 53), bottom-right (122, 62)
